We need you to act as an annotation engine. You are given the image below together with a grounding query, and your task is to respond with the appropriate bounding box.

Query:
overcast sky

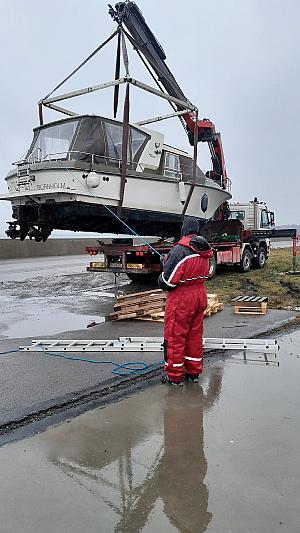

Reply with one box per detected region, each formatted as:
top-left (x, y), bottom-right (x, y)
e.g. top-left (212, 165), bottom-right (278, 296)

top-left (0, 0), bottom-right (299, 237)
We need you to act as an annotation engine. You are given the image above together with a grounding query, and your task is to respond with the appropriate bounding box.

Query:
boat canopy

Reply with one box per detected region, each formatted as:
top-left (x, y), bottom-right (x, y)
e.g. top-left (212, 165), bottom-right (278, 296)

top-left (23, 114), bottom-right (209, 185)
top-left (26, 115), bottom-right (150, 169)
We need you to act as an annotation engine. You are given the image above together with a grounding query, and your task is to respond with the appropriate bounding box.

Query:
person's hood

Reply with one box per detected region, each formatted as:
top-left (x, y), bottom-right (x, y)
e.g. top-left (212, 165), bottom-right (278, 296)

top-left (178, 234), bottom-right (213, 258)
top-left (181, 217), bottom-right (200, 237)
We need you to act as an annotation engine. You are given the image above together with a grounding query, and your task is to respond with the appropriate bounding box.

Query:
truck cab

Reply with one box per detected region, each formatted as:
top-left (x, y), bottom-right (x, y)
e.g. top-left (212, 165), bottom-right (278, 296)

top-left (200, 198), bottom-right (275, 275)
top-left (229, 198), bottom-right (275, 231)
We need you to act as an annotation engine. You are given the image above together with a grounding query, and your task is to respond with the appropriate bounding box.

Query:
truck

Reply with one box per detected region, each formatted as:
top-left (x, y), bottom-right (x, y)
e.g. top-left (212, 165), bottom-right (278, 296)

top-left (86, 198), bottom-right (293, 281)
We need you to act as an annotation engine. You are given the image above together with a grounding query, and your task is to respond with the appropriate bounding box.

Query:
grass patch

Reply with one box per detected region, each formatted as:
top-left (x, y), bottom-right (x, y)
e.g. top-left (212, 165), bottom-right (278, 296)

top-left (208, 247), bottom-right (300, 309)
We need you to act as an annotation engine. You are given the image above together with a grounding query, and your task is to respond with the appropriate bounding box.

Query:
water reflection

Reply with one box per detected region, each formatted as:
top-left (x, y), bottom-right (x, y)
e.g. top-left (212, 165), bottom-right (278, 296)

top-left (45, 367), bottom-right (223, 532)
top-left (158, 370), bottom-right (223, 532)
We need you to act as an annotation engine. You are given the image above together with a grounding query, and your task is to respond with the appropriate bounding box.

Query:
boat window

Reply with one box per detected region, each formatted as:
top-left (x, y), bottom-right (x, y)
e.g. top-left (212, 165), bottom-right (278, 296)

top-left (131, 128), bottom-right (148, 161)
top-left (105, 122), bottom-right (129, 162)
top-left (71, 117), bottom-right (105, 162)
top-left (229, 210), bottom-right (245, 221)
top-left (104, 122), bottom-right (149, 166)
top-left (179, 154), bottom-right (204, 181)
top-left (29, 120), bottom-right (78, 161)
top-left (164, 152), bottom-right (181, 178)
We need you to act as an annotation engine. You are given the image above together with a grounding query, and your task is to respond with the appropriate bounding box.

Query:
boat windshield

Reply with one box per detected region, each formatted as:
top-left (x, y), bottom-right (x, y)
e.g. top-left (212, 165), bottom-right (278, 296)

top-left (27, 116), bottom-right (150, 168)
top-left (28, 120), bottom-right (78, 162)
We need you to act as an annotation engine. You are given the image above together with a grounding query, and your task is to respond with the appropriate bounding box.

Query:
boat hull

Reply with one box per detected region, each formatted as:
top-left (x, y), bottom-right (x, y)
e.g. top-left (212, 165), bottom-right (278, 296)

top-left (2, 165), bottom-right (231, 239)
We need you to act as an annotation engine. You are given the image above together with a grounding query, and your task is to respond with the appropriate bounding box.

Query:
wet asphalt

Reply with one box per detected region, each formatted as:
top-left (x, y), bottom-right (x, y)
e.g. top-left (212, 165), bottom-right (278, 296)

top-left (0, 255), bottom-right (296, 439)
top-left (0, 327), bottom-right (299, 533)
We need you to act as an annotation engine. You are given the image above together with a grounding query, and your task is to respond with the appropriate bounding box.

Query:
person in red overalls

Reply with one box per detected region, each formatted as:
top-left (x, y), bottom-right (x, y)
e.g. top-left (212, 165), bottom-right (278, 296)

top-left (158, 217), bottom-right (213, 386)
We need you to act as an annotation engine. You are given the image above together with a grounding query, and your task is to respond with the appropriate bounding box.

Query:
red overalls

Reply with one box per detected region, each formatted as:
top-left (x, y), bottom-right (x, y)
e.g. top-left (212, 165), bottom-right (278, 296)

top-left (161, 235), bottom-right (213, 383)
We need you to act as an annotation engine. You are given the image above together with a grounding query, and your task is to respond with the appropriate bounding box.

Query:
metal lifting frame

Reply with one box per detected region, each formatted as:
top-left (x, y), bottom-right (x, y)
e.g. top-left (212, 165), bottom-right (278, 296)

top-left (39, 29), bottom-right (197, 121)
top-left (134, 109), bottom-right (192, 127)
top-left (20, 337), bottom-right (279, 353)
top-left (38, 24), bottom-right (199, 218)
top-left (42, 77), bottom-right (196, 113)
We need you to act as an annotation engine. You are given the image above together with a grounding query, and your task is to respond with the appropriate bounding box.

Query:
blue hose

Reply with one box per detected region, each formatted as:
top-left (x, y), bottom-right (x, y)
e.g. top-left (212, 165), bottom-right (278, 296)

top-left (0, 347), bottom-right (163, 376)
top-left (0, 349), bottom-right (20, 356)
top-left (40, 350), bottom-right (163, 376)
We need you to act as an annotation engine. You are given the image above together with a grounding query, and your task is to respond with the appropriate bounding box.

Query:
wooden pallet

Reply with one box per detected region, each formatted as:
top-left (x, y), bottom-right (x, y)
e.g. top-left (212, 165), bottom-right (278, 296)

top-left (109, 289), bottom-right (166, 321)
top-left (231, 296), bottom-right (268, 315)
top-left (204, 302), bottom-right (224, 317)
top-left (108, 289), bottom-right (223, 322)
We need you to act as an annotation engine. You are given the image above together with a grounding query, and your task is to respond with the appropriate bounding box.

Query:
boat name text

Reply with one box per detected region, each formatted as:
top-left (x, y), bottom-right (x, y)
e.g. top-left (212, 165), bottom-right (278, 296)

top-left (8, 180), bottom-right (67, 192)
top-left (36, 182), bottom-right (67, 190)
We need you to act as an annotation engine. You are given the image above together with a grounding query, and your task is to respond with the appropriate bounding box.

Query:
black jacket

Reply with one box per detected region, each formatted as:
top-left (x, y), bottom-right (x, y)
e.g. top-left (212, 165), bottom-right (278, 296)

top-left (158, 234), bottom-right (212, 291)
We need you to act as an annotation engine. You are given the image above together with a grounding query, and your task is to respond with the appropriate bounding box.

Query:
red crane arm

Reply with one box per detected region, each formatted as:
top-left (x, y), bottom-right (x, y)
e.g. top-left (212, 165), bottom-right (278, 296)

top-left (183, 113), bottom-right (228, 190)
top-left (109, 2), bottom-right (229, 192)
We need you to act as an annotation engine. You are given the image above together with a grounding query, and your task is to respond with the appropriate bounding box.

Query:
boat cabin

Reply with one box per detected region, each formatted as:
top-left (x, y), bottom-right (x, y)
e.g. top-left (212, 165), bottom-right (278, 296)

top-left (25, 115), bottom-right (205, 182)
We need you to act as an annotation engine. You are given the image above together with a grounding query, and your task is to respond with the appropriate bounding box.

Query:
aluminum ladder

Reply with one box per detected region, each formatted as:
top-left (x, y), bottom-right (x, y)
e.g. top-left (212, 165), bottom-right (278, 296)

top-left (20, 337), bottom-right (279, 353)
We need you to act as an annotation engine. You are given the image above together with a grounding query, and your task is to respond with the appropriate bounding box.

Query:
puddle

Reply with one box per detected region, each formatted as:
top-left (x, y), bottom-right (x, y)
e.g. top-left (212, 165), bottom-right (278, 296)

top-left (0, 255), bottom-right (133, 341)
top-left (0, 255), bottom-right (89, 282)
top-left (82, 291), bottom-right (116, 298)
top-left (0, 294), bottom-right (104, 340)
top-left (1, 309), bottom-right (104, 340)
top-left (0, 255), bottom-right (129, 339)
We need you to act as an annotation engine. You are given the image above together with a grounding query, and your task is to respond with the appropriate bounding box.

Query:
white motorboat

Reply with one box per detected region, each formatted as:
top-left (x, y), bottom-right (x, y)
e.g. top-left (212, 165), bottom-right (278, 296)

top-left (2, 114), bottom-right (231, 241)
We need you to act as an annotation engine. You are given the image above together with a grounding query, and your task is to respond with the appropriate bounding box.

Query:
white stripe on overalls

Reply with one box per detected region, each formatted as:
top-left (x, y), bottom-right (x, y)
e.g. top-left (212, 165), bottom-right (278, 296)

top-left (184, 356), bottom-right (203, 361)
top-left (164, 363), bottom-right (184, 367)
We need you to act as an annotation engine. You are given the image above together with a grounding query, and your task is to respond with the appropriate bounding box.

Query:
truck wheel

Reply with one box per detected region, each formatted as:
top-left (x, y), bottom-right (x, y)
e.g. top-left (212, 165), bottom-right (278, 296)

top-left (240, 249), bottom-right (252, 272)
top-left (253, 247), bottom-right (267, 269)
top-left (207, 256), bottom-right (217, 280)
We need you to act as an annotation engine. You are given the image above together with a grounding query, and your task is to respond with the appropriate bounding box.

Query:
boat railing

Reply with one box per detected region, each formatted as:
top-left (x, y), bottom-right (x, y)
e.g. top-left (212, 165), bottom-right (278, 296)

top-left (203, 174), bottom-right (232, 193)
top-left (14, 147), bottom-right (43, 166)
top-left (163, 162), bottom-right (231, 192)
top-left (30, 147), bottom-right (43, 163)
top-left (24, 150), bottom-right (145, 172)
top-left (225, 177), bottom-right (232, 193)
top-left (16, 149), bottom-right (232, 192)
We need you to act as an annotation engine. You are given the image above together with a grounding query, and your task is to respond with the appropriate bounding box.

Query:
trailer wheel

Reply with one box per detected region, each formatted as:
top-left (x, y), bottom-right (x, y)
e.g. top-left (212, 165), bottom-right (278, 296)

top-left (252, 247), bottom-right (267, 269)
top-left (240, 249), bottom-right (252, 272)
top-left (207, 256), bottom-right (217, 280)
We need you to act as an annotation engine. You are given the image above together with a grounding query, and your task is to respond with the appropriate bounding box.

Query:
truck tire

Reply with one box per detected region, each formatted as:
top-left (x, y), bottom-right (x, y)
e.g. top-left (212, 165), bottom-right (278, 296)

top-left (207, 256), bottom-right (217, 280)
top-left (252, 247), bottom-right (267, 269)
top-left (239, 249), bottom-right (252, 272)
